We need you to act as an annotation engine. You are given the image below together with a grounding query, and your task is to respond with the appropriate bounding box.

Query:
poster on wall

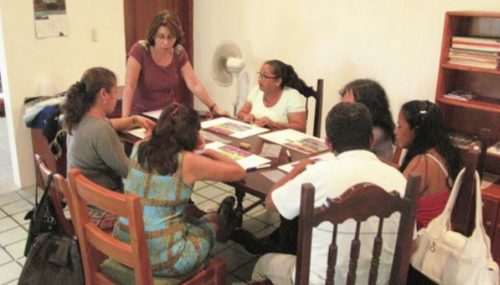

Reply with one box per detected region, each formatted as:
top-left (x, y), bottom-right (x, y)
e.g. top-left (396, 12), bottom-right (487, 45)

top-left (33, 0), bottom-right (69, 38)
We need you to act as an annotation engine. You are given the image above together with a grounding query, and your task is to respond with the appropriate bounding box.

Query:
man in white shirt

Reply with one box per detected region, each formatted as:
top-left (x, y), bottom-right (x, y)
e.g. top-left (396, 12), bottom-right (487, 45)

top-left (251, 102), bottom-right (407, 284)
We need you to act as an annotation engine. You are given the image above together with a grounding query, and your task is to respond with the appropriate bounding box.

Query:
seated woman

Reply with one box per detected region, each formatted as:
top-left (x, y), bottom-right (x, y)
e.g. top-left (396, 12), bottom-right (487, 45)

top-left (237, 60), bottom-right (313, 132)
top-left (339, 79), bottom-right (396, 161)
top-left (113, 103), bottom-right (246, 277)
top-left (61, 67), bottom-right (155, 191)
top-left (395, 100), bottom-right (462, 229)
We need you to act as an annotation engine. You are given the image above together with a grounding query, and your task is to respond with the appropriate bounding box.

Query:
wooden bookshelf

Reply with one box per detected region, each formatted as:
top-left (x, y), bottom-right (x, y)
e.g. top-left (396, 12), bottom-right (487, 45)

top-left (436, 11), bottom-right (500, 264)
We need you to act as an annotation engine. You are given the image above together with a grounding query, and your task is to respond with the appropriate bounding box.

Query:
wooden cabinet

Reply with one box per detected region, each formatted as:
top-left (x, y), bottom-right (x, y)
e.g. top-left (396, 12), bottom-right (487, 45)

top-left (435, 11), bottom-right (500, 264)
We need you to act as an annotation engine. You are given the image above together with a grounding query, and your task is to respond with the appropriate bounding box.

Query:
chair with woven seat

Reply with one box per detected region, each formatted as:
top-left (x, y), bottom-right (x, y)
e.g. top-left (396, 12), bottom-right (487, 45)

top-left (300, 79), bottom-right (324, 137)
top-left (67, 168), bottom-right (227, 285)
top-left (35, 154), bottom-right (74, 236)
top-left (295, 173), bottom-right (421, 285)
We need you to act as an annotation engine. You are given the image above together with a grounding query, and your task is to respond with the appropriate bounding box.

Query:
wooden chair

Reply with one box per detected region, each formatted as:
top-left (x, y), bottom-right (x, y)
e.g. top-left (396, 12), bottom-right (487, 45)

top-left (35, 154), bottom-right (74, 236)
top-left (301, 79), bottom-right (324, 138)
top-left (67, 168), bottom-right (227, 285)
top-left (295, 173), bottom-right (421, 285)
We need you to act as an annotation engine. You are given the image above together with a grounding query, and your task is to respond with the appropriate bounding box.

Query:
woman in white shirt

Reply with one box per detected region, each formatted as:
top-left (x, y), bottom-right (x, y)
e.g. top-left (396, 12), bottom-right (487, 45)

top-left (237, 60), bottom-right (313, 132)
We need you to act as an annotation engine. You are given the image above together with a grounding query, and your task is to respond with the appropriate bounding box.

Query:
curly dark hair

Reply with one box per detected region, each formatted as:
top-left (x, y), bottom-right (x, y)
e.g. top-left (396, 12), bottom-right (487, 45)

top-left (399, 100), bottom-right (462, 183)
top-left (146, 10), bottom-right (185, 48)
top-left (61, 67), bottom-right (116, 134)
top-left (339, 79), bottom-right (396, 143)
top-left (137, 103), bottom-right (200, 175)
top-left (264, 60), bottom-right (315, 95)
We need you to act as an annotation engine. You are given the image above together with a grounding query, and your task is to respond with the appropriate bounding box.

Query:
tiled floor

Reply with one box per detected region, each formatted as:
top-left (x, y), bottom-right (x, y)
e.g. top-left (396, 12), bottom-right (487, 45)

top-left (0, 179), bottom-right (279, 284)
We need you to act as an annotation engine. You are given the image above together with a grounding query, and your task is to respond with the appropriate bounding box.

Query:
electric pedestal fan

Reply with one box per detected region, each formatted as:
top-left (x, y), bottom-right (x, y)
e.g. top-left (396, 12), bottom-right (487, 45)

top-left (211, 40), bottom-right (245, 116)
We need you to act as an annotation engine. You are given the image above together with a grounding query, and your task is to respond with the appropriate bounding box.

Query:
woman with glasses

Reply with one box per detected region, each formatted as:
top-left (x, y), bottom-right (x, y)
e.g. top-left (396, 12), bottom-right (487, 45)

top-left (236, 60), bottom-right (313, 132)
top-left (121, 10), bottom-right (228, 118)
top-left (339, 79), bottom-right (396, 161)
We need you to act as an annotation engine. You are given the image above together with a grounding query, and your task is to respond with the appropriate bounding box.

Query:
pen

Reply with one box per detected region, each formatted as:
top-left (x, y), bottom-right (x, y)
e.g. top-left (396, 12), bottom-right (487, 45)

top-left (246, 164), bottom-right (272, 172)
top-left (286, 150), bottom-right (292, 162)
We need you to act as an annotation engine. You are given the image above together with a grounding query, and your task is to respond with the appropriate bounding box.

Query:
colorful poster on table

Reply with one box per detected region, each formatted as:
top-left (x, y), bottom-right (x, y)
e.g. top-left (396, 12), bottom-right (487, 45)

top-left (259, 129), bottom-right (328, 155)
top-left (203, 142), bottom-right (271, 170)
top-left (201, 117), bottom-right (269, 139)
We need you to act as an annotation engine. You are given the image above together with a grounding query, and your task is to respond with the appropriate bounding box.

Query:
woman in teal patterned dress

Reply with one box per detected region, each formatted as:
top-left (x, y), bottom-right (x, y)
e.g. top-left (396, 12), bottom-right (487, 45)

top-left (113, 103), bottom-right (245, 277)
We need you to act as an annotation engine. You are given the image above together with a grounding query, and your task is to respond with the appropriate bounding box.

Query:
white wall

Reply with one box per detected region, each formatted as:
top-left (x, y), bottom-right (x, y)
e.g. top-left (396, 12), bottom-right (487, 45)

top-left (0, 0), bottom-right (126, 191)
top-left (193, 1), bottom-right (500, 137)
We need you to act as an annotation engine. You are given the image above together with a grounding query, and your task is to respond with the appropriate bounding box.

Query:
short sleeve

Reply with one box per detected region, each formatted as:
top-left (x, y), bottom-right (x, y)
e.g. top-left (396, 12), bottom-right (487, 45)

top-left (175, 46), bottom-right (189, 70)
top-left (286, 88), bottom-right (306, 113)
top-left (246, 85), bottom-right (261, 103)
top-left (128, 42), bottom-right (147, 65)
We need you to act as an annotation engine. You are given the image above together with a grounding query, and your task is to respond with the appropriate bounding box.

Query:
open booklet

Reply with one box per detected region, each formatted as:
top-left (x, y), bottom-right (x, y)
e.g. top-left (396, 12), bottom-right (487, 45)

top-left (259, 129), bottom-right (328, 155)
top-left (201, 117), bottom-right (269, 139)
top-left (203, 141), bottom-right (271, 170)
top-left (278, 152), bottom-right (336, 173)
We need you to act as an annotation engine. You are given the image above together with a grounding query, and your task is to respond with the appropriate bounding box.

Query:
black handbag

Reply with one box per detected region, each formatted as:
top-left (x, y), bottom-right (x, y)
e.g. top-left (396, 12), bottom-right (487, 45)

top-left (18, 232), bottom-right (84, 285)
top-left (23, 173), bottom-right (59, 257)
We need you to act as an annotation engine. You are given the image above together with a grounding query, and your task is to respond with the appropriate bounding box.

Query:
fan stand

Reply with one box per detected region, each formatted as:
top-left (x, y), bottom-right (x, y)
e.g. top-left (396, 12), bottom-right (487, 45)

top-left (232, 73), bottom-right (239, 117)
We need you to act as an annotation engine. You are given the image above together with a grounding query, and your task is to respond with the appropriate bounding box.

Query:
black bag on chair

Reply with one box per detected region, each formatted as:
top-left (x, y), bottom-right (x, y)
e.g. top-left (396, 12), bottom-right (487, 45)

top-left (23, 173), bottom-right (59, 257)
top-left (18, 233), bottom-right (84, 285)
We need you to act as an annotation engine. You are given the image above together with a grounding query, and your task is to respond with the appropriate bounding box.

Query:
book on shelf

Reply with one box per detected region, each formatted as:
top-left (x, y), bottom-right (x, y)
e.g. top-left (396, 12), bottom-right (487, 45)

top-left (449, 48), bottom-right (500, 58)
top-left (447, 58), bottom-right (499, 69)
top-left (487, 140), bottom-right (500, 156)
top-left (451, 43), bottom-right (500, 53)
top-left (452, 36), bottom-right (500, 46)
top-left (443, 90), bottom-right (477, 101)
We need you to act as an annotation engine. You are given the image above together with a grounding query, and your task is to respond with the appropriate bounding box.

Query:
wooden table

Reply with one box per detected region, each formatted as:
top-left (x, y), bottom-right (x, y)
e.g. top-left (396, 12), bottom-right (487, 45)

top-left (119, 124), bottom-right (325, 225)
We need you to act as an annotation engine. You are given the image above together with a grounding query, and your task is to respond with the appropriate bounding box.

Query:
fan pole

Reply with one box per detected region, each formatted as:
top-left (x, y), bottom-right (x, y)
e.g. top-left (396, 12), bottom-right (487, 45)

top-left (232, 73), bottom-right (239, 117)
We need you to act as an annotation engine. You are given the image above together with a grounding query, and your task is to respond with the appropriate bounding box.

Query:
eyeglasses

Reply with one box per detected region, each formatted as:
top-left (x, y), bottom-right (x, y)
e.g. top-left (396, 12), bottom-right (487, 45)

top-left (257, 72), bottom-right (277, 81)
top-left (155, 34), bottom-right (177, 42)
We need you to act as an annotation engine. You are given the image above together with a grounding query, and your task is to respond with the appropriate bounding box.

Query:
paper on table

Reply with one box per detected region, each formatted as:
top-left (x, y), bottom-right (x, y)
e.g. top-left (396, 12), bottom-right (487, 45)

top-left (127, 128), bottom-right (146, 139)
top-left (204, 142), bottom-right (271, 170)
top-left (259, 129), bottom-right (328, 155)
top-left (278, 152), bottom-right (336, 173)
top-left (200, 130), bottom-right (231, 144)
top-left (261, 169), bottom-right (286, 183)
top-left (259, 143), bottom-right (282, 158)
top-left (142, 109), bottom-right (162, 120)
top-left (201, 117), bottom-right (269, 139)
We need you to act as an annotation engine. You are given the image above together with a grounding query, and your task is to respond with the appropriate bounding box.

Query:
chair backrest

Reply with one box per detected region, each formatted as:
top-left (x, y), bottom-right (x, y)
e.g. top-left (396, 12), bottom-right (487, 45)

top-left (35, 154), bottom-right (74, 236)
top-left (451, 143), bottom-right (482, 237)
top-left (301, 79), bottom-right (324, 137)
top-left (295, 173), bottom-right (421, 285)
top-left (67, 168), bottom-right (154, 285)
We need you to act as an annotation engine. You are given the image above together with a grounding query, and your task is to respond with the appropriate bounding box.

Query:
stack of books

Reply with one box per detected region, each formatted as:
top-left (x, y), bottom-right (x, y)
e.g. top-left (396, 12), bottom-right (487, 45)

top-left (448, 131), bottom-right (479, 150)
top-left (448, 36), bottom-right (500, 69)
top-left (443, 89), bottom-right (477, 101)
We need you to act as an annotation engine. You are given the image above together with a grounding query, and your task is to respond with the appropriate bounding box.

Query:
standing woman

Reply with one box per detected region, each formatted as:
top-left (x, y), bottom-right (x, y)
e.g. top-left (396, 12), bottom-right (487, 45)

top-left (237, 60), bottom-right (313, 132)
top-left (62, 67), bottom-right (155, 191)
top-left (113, 103), bottom-right (245, 277)
top-left (340, 79), bottom-right (396, 161)
top-left (395, 100), bottom-right (462, 229)
top-left (122, 10), bottom-right (228, 117)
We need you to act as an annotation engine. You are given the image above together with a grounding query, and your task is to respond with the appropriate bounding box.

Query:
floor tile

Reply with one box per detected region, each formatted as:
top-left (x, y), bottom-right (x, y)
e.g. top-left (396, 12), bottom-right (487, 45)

top-left (0, 192), bottom-right (22, 207)
top-left (0, 217), bottom-right (18, 232)
top-left (0, 227), bottom-right (27, 247)
top-left (0, 261), bottom-right (23, 284)
top-left (196, 185), bottom-right (227, 199)
top-left (213, 182), bottom-right (234, 191)
top-left (16, 187), bottom-right (37, 199)
top-left (216, 246), bottom-right (255, 272)
top-left (10, 212), bottom-right (30, 226)
top-left (5, 240), bottom-right (27, 260)
top-left (0, 248), bottom-right (13, 266)
top-left (0, 210), bottom-right (5, 219)
top-left (2, 200), bottom-right (32, 215)
top-left (232, 257), bottom-right (259, 282)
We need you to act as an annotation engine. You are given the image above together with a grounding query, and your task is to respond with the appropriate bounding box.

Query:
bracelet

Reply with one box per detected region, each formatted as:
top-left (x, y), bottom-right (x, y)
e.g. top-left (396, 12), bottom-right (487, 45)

top-left (209, 103), bottom-right (217, 112)
top-left (131, 115), bottom-right (137, 126)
